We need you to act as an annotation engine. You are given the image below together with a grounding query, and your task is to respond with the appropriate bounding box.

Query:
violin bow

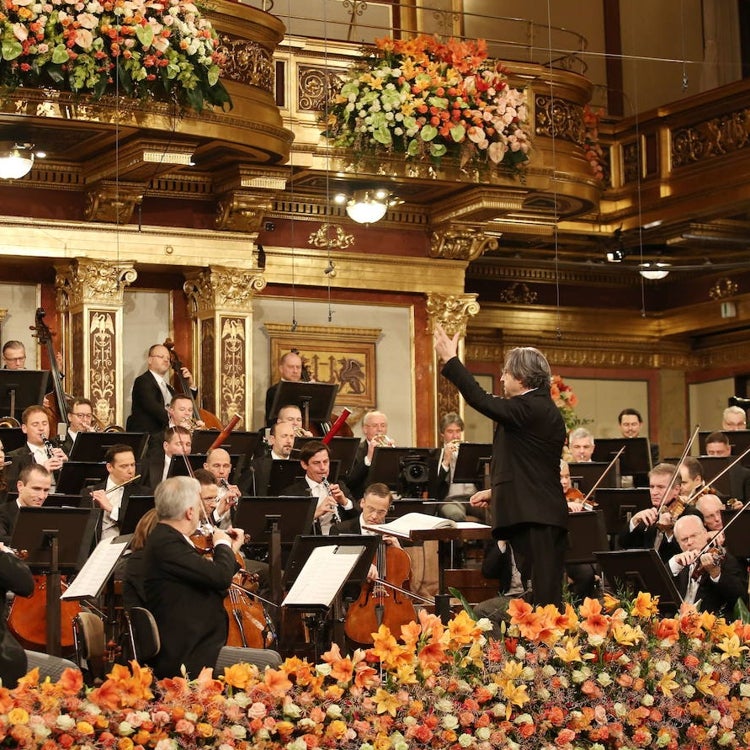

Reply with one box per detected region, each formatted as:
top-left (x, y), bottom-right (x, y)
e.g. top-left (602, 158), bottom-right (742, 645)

top-left (654, 424), bottom-right (701, 514)
top-left (582, 445), bottom-right (625, 506)
top-left (684, 443), bottom-right (750, 505)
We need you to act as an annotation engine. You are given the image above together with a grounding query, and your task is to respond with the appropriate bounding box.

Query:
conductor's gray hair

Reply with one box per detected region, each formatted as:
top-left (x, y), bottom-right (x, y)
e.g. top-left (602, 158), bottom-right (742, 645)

top-left (503, 347), bottom-right (552, 390)
top-left (155, 475), bottom-right (200, 520)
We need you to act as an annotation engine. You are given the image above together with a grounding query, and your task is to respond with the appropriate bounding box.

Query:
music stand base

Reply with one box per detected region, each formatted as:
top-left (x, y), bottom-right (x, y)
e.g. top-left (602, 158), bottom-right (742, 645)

top-left (435, 593), bottom-right (452, 623)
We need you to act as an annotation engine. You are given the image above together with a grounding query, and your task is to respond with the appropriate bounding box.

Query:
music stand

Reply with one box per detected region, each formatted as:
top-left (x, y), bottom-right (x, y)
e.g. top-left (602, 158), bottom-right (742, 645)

top-left (69, 432), bottom-right (149, 462)
top-left (118, 495), bottom-right (155, 535)
top-left (569, 461), bottom-right (620, 493)
top-left (0, 369), bottom-right (48, 423)
top-left (0, 427), bottom-right (25, 452)
top-left (451, 443), bottom-right (492, 485)
top-left (592, 438), bottom-right (652, 479)
top-left (43, 493), bottom-right (84, 508)
top-left (295, 436), bottom-right (360, 476)
top-left (191, 430), bottom-right (261, 459)
top-left (235, 496), bottom-right (317, 549)
top-left (593, 488), bottom-right (652, 536)
top-left (268, 381), bottom-right (338, 425)
top-left (695, 456), bottom-right (733, 497)
top-left (55, 461), bottom-right (108, 494)
top-left (368, 447), bottom-right (439, 495)
top-left (565, 510), bottom-right (609, 564)
top-left (265, 460), bottom-right (303, 495)
top-left (721, 509), bottom-right (750, 559)
top-left (11, 507), bottom-right (100, 573)
top-left (595, 549), bottom-right (683, 614)
top-left (189, 430), bottom-right (220, 452)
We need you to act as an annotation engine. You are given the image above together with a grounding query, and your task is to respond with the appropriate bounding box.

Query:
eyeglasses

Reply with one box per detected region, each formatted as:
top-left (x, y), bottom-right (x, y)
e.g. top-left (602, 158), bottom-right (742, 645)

top-left (3, 355), bottom-right (25, 363)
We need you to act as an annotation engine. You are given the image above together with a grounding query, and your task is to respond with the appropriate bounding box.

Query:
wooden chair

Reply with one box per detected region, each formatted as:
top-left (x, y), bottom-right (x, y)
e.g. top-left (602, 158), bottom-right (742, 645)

top-left (73, 610), bottom-right (107, 683)
top-left (443, 569), bottom-right (500, 606)
top-left (125, 607), bottom-right (161, 663)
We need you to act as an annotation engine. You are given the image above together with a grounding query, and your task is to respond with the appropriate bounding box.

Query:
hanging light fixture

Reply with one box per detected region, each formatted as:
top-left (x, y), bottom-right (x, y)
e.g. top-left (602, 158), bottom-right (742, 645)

top-left (335, 188), bottom-right (391, 224)
top-left (0, 142), bottom-right (35, 180)
top-left (639, 262), bottom-right (671, 280)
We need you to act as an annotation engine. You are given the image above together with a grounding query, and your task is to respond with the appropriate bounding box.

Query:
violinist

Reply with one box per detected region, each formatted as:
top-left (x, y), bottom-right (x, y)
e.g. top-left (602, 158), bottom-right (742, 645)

top-left (6, 405), bottom-right (67, 487)
top-left (695, 493), bottom-right (725, 537)
top-left (678, 456), bottom-right (705, 497)
top-left (142, 475), bottom-right (280, 678)
top-left (704, 431), bottom-right (750, 502)
top-left (668, 514), bottom-right (747, 617)
top-left (617, 462), bottom-right (682, 564)
top-left (722, 405), bottom-right (747, 431)
top-left (62, 397), bottom-right (95, 455)
top-left (264, 351), bottom-right (305, 426)
top-left (0, 541), bottom-right (35, 687)
top-left (560, 459), bottom-right (586, 509)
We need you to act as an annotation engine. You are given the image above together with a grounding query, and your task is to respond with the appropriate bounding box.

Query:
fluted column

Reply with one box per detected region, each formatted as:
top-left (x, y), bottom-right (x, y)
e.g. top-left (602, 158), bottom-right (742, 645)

top-left (183, 265), bottom-right (266, 426)
top-left (54, 259), bottom-right (138, 427)
top-left (425, 292), bottom-right (481, 420)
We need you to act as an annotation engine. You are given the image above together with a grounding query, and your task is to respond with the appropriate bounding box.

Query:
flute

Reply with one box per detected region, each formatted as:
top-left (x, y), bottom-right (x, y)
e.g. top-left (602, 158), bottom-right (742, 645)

top-left (105, 474), bottom-right (142, 494)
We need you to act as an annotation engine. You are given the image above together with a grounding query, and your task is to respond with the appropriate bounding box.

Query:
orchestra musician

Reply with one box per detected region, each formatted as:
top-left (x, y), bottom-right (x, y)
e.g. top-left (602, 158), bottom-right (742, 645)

top-left (264, 351), bottom-right (305, 426)
top-left (722, 405), bottom-right (747, 431)
top-left (240, 420), bottom-right (295, 496)
top-left (568, 427), bottom-right (595, 463)
top-left (275, 404), bottom-right (313, 437)
top-left (668, 514), bottom-right (747, 617)
top-left (203, 448), bottom-right (241, 527)
top-left (617, 463), bottom-right (684, 563)
top-left (703, 431), bottom-right (750, 502)
top-left (142, 476), bottom-right (281, 678)
top-left (81, 444), bottom-right (150, 541)
top-left (282, 441), bottom-right (357, 535)
top-left (0, 465), bottom-right (52, 540)
top-left (678, 456), bottom-right (705, 497)
top-left (2, 340), bottom-right (27, 370)
top-left (435, 326), bottom-right (568, 608)
top-left (346, 410), bottom-right (395, 502)
top-left (5, 405), bottom-right (67, 486)
top-left (126, 344), bottom-right (196, 436)
top-left (0, 541), bottom-right (35, 687)
top-left (618, 407), bottom-right (659, 464)
top-left (167, 393), bottom-right (204, 430)
top-left (61, 397), bottom-right (95, 455)
top-left (141, 425), bottom-right (192, 491)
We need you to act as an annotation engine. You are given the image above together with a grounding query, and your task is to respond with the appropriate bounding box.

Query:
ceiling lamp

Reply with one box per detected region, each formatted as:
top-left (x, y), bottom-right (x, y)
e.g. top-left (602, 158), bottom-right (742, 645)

top-left (639, 262), bottom-right (671, 280)
top-left (0, 142), bottom-right (35, 180)
top-left (335, 188), bottom-right (391, 224)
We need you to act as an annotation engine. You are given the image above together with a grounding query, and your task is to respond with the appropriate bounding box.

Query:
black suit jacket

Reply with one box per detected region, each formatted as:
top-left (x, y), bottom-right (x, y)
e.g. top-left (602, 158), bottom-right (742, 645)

top-left (126, 370), bottom-right (172, 434)
top-left (0, 501), bottom-right (20, 540)
top-left (617, 523), bottom-right (681, 564)
top-left (239, 454), bottom-right (275, 496)
top-left (441, 358), bottom-right (569, 538)
top-left (282, 478), bottom-right (358, 532)
top-left (140, 453), bottom-right (169, 492)
top-left (144, 523), bottom-right (238, 678)
top-left (345, 440), bottom-right (369, 501)
top-left (264, 382), bottom-right (279, 425)
top-left (330, 516), bottom-right (364, 535)
top-left (5, 445), bottom-right (35, 487)
top-left (81, 480), bottom-right (152, 539)
top-left (673, 551), bottom-right (748, 618)
top-left (729, 464), bottom-right (750, 502)
top-left (0, 551), bottom-right (34, 688)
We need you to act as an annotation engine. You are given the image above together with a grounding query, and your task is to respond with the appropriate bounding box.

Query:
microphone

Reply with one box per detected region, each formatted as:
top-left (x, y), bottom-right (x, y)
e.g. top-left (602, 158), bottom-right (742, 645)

top-left (56, 423), bottom-right (67, 447)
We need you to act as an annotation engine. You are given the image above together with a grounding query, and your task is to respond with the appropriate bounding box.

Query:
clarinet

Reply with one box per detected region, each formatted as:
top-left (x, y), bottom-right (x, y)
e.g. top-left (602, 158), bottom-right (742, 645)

top-left (320, 476), bottom-right (340, 523)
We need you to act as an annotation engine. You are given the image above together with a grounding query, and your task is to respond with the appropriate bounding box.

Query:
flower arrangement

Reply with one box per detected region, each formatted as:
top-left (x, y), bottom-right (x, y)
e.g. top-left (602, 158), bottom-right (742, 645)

top-left (323, 34), bottom-right (531, 172)
top-left (551, 374), bottom-right (587, 431)
top-left (583, 103), bottom-right (606, 182)
top-left (0, 0), bottom-right (230, 111)
top-left (2, 596), bottom-right (750, 749)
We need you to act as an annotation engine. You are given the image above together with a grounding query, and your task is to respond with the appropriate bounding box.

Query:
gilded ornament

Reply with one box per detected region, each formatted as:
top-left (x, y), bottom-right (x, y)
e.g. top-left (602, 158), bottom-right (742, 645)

top-left (55, 259), bottom-right (137, 308)
top-left (184, 266), bottom-right (267, 315)
top-left (499, 282), bottom-right (538, 304)
top-left (709, 277), bottom-right (739, 301)
top-left (534, 95), bottom-right (583, 143)
top-left (429, 226), bottom-right (498, 262)
top-left (308, 223), bottom-right (355, 250)
top-left (425, 293), bottom-right (480, 338)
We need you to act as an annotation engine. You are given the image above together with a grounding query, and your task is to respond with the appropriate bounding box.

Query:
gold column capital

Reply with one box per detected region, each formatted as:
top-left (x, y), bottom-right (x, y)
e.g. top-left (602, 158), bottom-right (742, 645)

top-left (429, 224), bottom-right (499, 262)
top-left (183, 265), bottom-right (267, 316)
top-left (54, 258), bottom-right (138, 309)
top-left (425, 292), bottom-right (480, 338)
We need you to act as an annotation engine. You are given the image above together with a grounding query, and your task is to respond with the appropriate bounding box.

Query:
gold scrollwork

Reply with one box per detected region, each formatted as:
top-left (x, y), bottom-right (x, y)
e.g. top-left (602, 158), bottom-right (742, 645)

top-left (220, 317), bottom-right (246, 422)
top-left (534, 95), bottom-right (584, 144)
top-left (425, 293), bottom-right (480, 338)
top-left (499, 282), bottom-right (538, 304)
top-left (200, 319), bottom-right (216, 414)
top-left (308, 223), bottom-right (354, 250)
top-left (429, 226), bottom-right (499, 262)
top-left (216, 37), bottom-right (275, 92)
top-left (672, 108), bottom-right (750, 169)
top-left (709, 277), bottom-right (739, 301)
top-left (184, 266), bottom-right (266, 315)
top-left (89, 310), bottom-right (116, 426)
top-left (298, 66), bottom-right (344, 112)
top-left (55, 259), bottom-right (137, 309)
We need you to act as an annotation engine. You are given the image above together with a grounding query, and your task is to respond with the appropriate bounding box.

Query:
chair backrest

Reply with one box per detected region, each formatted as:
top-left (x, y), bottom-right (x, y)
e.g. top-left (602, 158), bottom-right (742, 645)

top-left (443, 568), bottom-right (500, 605)
top-left (73, 611), bottom-right (106, 682)
top-left (125, 607), bottom-right (161, 662)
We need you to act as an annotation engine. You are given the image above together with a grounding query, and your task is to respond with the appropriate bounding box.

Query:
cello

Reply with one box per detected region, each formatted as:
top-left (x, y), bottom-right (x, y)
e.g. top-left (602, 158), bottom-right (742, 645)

top-left (163, 339), bottom-right (223, 430)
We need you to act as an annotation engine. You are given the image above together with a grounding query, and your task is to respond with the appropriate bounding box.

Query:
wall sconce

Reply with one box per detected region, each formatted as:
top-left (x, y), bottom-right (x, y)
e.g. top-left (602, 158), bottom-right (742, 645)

top-left (334, 188), bottom-right (392, 224)
top-left (638, 262), bottom-right (670, 280)
top-left (0, 142), bottom-right (36, 180)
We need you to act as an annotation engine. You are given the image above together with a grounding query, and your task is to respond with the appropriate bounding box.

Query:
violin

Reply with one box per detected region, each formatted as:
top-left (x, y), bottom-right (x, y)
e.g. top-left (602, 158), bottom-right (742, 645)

top-left (690, 544), bottom-right (726, 581)
top-left (163, 338), bottom-right (223, 430)
top-left (344, 540), bottom-right (416, 645)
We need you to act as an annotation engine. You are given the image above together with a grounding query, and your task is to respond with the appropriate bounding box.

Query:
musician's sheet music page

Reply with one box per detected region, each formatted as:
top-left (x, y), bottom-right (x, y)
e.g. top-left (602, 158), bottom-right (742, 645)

top-left (61, 534), bottom-right (132, 600)
top-left (283, 545), bottom-right (362, 608)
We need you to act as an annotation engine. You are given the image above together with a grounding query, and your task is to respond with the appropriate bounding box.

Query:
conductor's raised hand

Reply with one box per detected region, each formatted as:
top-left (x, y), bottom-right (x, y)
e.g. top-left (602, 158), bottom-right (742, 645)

top-left (433, 323), bottom-right (460, 365)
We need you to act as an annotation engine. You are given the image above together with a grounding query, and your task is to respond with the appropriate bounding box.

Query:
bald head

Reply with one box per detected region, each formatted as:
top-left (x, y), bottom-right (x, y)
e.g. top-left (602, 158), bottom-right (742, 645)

top-left (696, 493), bottom-right (724, 532)
top-left (204, 448), bottom-right (232, 481)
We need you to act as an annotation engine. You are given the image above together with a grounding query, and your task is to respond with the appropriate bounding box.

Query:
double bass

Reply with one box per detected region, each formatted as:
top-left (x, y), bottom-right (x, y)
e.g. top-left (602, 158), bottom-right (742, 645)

top-left (31, 308), bottom-right (69, 438)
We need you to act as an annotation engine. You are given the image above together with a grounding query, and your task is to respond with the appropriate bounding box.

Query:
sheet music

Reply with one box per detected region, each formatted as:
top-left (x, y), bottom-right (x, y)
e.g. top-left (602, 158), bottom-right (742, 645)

top-left (61, 534), bottom-right (133, 600)
top-left (282, 545), bottom-right (363, 608)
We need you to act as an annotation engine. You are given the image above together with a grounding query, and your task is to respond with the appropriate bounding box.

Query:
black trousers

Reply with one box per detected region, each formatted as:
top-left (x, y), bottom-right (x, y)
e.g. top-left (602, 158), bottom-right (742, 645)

top-left (508, 523), bottom-right (567, 608)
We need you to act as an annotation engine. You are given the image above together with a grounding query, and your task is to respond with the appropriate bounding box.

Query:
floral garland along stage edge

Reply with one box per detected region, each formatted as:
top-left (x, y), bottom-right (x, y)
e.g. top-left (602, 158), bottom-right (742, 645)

top-left (0, 0), bottom-right (230, 111)
top-left (551, 374), bottom-right (588, 432)
top-left (324, 35), bottom-right (531, 173)
top-left (3, 595), bottom-right (750, 749)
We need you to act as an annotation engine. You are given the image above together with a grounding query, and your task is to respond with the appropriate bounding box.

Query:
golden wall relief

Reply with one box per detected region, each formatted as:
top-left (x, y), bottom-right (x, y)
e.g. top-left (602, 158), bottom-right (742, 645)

top-left (89, 310), bottom-right (116, 426)
top-left (534, 95), bottom-right (584, 144)
top-left (672, 106), bottom-right (750, 169)
top-left (200, 318), bottom-right (216, 415)
top-left (220, 317), bottom-right (246, 423)
top-left (265, 323), bottom-right (380, 412)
